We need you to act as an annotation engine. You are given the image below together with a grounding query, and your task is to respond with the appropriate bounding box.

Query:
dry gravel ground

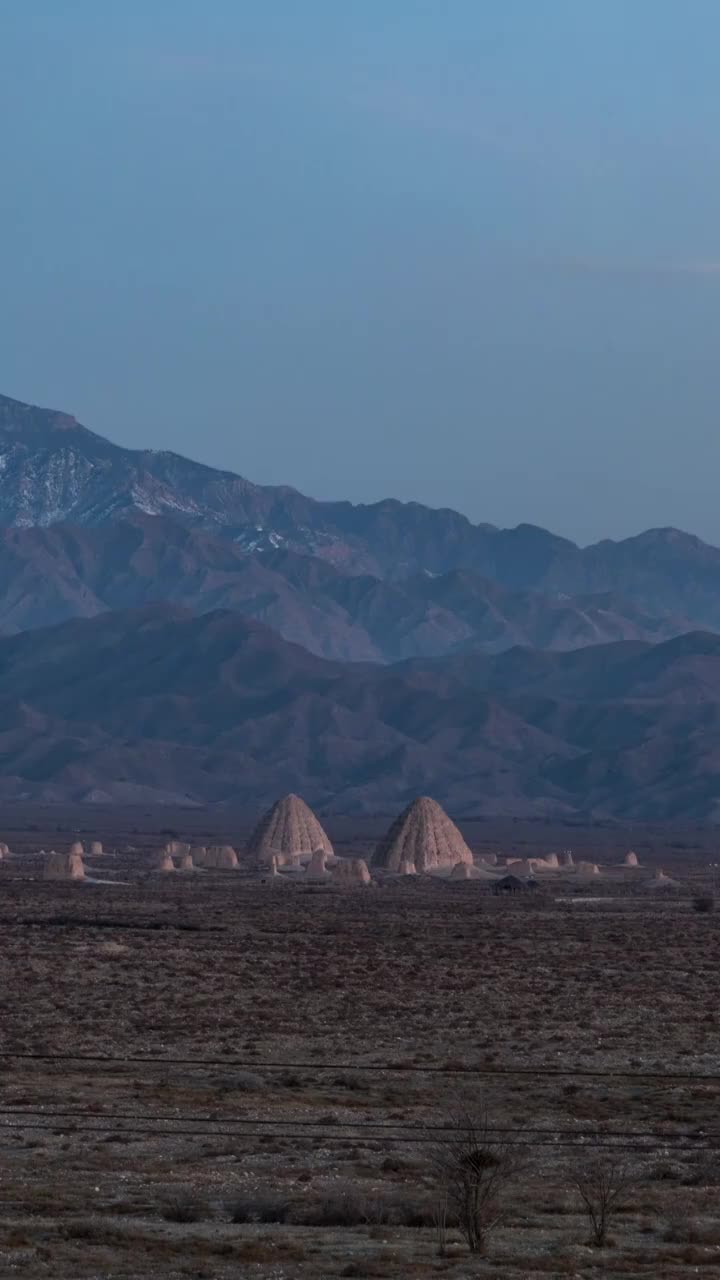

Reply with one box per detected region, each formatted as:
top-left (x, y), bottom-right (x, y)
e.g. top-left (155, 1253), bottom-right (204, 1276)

top-left (0, 815), bottom-right (718, 1277)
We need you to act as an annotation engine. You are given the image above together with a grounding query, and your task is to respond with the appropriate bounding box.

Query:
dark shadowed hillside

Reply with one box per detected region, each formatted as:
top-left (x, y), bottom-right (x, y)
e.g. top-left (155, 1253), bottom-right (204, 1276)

top-left (0, 516), bottom-right (692, 660)
top-left (0, 607), bottom-right (719, 817)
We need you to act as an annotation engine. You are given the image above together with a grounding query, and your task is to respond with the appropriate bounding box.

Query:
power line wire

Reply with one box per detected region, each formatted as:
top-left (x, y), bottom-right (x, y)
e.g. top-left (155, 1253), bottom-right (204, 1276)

top-left (2, 1050), bottom-right (720, 1082)
top-left (0, 1106), bottom-right (710, 1145)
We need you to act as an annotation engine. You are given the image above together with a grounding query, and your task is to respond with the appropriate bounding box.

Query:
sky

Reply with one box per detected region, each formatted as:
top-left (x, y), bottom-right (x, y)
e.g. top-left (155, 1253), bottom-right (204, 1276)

top-left (2, 2), bottom-right (720, 546)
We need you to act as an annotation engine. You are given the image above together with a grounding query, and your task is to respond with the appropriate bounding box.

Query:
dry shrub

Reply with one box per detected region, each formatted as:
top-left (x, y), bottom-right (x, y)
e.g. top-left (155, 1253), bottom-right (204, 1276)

top-left (572, 1153), bottom-right (638, 1248)
top-left (59, 1222), bottom-right (128, 1246)
top-left (297, 1191), bottom-right (377, 1227)
top-left (648, 1158), bottom-right (686, 1182)
top-left (664, 1217), bottom-right (720, 1245)
top-left (228, 1195), bottom-right (291, 1224)
top-left (332, 1072), bottom-right (370, 1092)
top-left (234, 1239), bottom-right (307, 1264)
top-left (161, 1193), bottom-right (208, 1224)
top-left (228, 1189), bottom-right (434, 1229)
top-left (429, 1106), bottom-right (527, 1253)
top-left (674, 1244), bottom-right (720, 1266)
top-left (98, 941), bottom-right (130, 958)
top-left (214, 1071), bottom-right (264, 1093)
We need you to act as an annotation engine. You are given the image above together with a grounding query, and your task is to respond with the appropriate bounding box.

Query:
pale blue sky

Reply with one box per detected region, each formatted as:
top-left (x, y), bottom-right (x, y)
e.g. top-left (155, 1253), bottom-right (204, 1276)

top-left (3, 2), bottom-right (720, 543)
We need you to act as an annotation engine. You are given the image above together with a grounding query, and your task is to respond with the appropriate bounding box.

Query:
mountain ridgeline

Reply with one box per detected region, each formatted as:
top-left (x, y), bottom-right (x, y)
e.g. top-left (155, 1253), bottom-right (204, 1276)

top-left (1, 390), bottom-right (720, 816)
top-left (1, 392), bottom-right (720, 651)
top-left (0, 605), bottom-right (717, 816)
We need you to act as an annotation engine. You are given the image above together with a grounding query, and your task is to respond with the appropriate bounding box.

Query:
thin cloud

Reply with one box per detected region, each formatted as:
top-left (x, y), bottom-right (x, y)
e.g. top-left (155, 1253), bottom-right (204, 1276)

top-left (554, 256), bottom-right (720, 280)
top-left (132, 48), bottom-right (528, 153)
top-left (345, 83), bottom-right (527, 153)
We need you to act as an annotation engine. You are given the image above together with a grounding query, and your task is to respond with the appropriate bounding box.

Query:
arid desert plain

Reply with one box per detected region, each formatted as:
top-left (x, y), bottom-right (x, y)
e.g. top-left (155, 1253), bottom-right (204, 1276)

top-left (0, 802), bottom-right (718, 1279)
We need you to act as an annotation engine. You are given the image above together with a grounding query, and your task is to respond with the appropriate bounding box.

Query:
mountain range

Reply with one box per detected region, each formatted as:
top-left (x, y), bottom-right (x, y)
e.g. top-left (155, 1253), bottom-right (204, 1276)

top-left (0, 605), bottom-right (718, 817)
top-left (0, 516), bottom-right (694, 661)
top-left (1, 389), bottom-right (720, 815)
top-left (1, 391), bottom-right (720, 655)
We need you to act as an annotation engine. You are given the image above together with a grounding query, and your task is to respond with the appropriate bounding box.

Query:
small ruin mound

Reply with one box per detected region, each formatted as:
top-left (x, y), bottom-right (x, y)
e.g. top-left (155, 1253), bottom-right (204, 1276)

top-left (451, 861), bottom-right (474, 881)
top-left (506, 858), bottom-right (535, 877)
top-left (44, 850), bottom-right (85, 881)
top-left (156, 852), bottom-right (176, 873)
top-left (259, 856), bottom-right (284, 885)
top-left (0, 842), bottom-right (10, 858)
top-left (577, 861), bottom-right (600, 877)
top-left (645, 868), bottom-right (680, 890)
top-left (69, 841), bottom-right (84, 857)
top-left (178, 852), bottom-right (194, 872)
top-left (200, 845), bottom-right (239, 870)
top-left (247, 793), bottom-right (334, 866)
top-left (89, 841), bottom-right (103, 857)
top-left (624, 851), bottom-right (639, 867)
top-left (306, 848), bottom-right (329, 878)
top-left (559, 851), bottom-right (574, 868)
top-left (333, 857), bottom-right (371, 886)
top-left (372, 796), bottom-right (473, 874)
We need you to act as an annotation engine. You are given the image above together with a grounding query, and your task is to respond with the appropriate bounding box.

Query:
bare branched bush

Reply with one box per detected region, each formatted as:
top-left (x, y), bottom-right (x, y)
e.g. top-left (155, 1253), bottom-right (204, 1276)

top-left (433, 1193), bottom-right (449, 1257)
top-left (429, 1107), bottom-right (527, 1254)
top-left (161, 1192), bottom-right (208, 1223)
top-left (572, 1153), bottom-right (637, 1247)
top-left (228, 1194), bottom-right (291, 1224)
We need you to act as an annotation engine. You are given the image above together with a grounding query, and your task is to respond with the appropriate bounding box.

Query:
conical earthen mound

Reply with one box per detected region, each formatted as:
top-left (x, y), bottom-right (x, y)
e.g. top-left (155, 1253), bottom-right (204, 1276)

top-left (156, 852), bottom-right (176, 873)
top-left (372, 797), bottom-right (473, 874)
top-left (624, 851), bottom-right (639, 867)
top-left (247, 794), bottom-right (333, 865)
top-left (89, 841), bottom-right (103, 857)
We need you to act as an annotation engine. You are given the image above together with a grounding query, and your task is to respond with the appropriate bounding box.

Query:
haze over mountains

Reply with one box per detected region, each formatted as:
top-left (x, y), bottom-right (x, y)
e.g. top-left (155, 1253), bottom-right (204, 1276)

top-left (0, 605), bottom-right (719, 818)
top-left (2, 390), bottom-right (720, 816)
top-left (0, 517), bottom-right (695, 661)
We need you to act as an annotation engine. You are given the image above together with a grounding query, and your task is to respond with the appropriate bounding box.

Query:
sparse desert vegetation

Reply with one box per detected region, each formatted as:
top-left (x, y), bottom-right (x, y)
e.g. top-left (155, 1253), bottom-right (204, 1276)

top-left (0, 809), bottom-right (718, 1276)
